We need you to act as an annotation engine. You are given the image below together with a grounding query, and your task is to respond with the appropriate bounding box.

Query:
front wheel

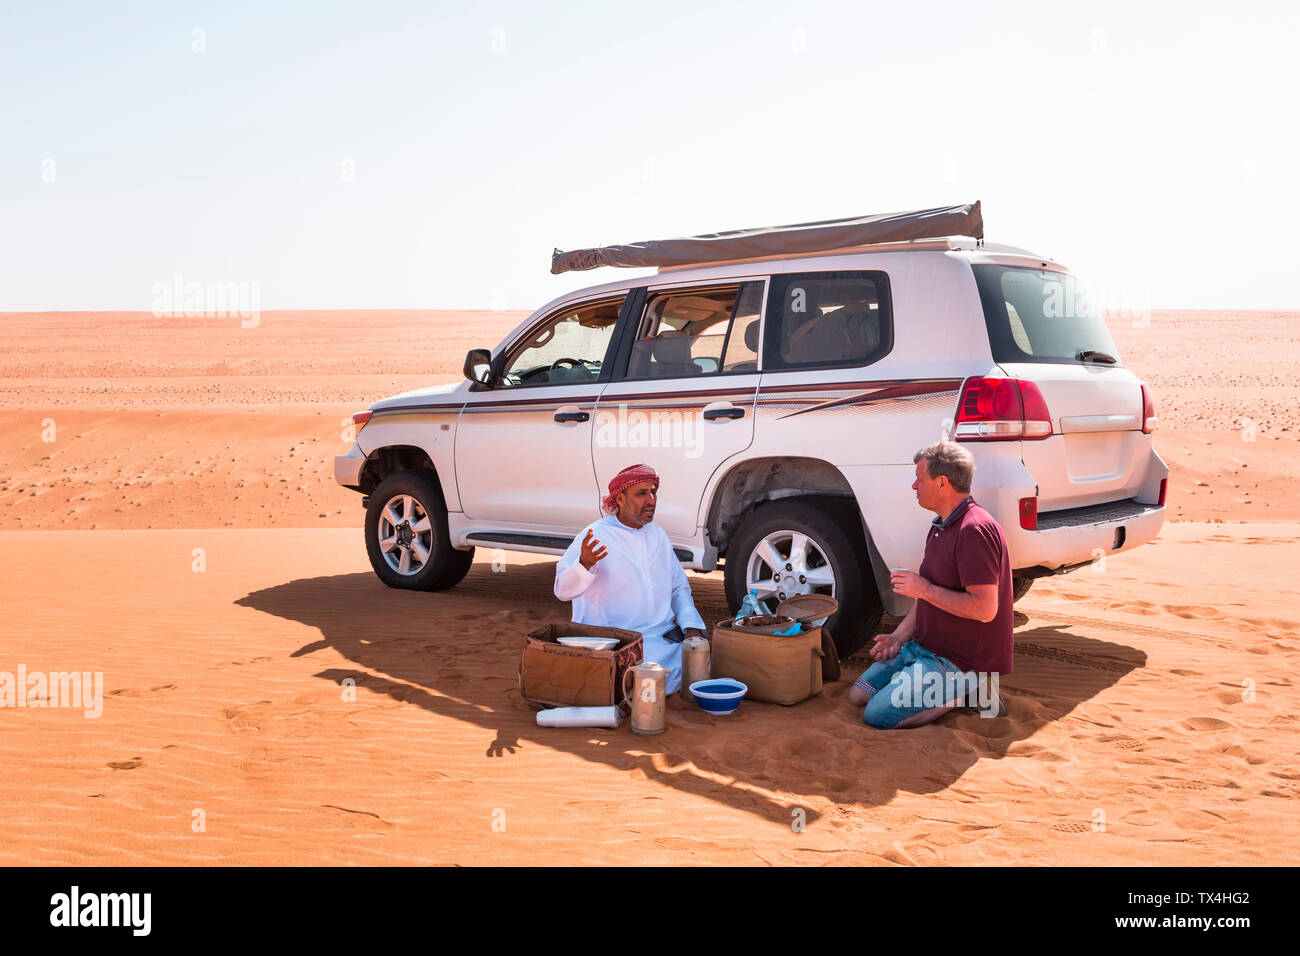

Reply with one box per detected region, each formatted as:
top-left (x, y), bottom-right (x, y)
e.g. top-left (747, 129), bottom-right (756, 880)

top-left (1012, 576), bottom-right (1034, 602)
top-left (365, 470), bottom-right (474, 591)
top-left (724, 498), bottom-right (882, 658)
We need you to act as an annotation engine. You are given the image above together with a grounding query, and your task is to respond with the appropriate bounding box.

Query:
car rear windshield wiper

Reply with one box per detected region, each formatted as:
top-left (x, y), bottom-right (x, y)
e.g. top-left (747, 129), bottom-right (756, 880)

top-left (1075, 349), bottom-right (1117, 364)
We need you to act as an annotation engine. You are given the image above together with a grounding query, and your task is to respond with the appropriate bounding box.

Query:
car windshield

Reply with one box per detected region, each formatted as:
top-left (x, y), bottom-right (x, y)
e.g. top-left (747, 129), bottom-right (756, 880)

top-left (972, 265), bottom-right (1122, 366)
top-left (499, 297), bottom-right (623, 387)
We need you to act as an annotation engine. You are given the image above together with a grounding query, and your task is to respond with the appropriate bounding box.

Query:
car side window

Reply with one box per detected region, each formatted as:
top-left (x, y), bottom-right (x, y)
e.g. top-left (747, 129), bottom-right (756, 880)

top-left (498, 296), bottom-right (624, 388)
top-left (762, 271), bottom-right (892, 371)
top-left (620, 281), bottom-right (764, 380)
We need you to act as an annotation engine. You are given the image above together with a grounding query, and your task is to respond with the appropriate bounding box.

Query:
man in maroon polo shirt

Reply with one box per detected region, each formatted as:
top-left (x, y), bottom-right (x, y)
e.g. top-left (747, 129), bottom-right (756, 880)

top-left (847, 440), bottom-right (1013, 728)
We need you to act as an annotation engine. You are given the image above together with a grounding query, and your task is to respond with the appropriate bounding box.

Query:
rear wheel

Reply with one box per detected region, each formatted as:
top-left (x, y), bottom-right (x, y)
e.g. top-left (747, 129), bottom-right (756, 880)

top-left (1012, 576), bottom-right (1034, 602)
top-left (724, 498), bottom-right (881, 657)
top-left (365, 470), bottom-right (474, 591)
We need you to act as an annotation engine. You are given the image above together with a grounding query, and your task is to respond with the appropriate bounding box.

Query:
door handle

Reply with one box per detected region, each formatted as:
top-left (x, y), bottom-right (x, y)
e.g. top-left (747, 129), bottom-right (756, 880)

top-left (554, 410), bottom-right (590, 423)
top-left (703, 406), bottom-right (744, 421)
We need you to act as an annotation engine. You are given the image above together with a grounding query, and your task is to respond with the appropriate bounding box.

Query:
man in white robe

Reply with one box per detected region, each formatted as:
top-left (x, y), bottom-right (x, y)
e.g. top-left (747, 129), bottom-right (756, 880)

top-left (554, 463), bottom-right (706, 695)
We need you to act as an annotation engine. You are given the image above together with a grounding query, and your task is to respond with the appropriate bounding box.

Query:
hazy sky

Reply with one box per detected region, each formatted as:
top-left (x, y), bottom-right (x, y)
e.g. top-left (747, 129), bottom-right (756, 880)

top-left (2, 0), bottom-right (1297, 312)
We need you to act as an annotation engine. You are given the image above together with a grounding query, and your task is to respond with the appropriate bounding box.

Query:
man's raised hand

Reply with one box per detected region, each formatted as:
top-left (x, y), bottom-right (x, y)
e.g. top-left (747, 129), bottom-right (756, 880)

top-left (579, 530), bottom-right (608, 570)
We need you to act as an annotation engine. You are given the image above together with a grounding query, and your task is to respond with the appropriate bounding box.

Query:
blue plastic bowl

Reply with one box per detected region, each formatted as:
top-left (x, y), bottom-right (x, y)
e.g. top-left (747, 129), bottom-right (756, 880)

top-left (688, 678), bottom-right (747, 715)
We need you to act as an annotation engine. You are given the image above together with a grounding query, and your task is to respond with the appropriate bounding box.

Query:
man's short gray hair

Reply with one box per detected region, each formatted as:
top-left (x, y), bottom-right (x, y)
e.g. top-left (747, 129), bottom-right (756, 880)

top-left (913, 440), bottom-right (975, 494)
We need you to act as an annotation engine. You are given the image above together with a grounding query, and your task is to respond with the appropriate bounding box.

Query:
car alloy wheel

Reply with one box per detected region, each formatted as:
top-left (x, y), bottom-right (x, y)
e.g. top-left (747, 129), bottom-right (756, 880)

top-left (745, 529), bottom-right (837, 609)
top-left (377, 493), bottom-right (433, 575)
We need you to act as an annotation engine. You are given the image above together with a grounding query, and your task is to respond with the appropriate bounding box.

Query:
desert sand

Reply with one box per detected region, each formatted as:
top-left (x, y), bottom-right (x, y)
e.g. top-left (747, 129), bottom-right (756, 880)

top-left (0, 307), bottom-right (1296, 865)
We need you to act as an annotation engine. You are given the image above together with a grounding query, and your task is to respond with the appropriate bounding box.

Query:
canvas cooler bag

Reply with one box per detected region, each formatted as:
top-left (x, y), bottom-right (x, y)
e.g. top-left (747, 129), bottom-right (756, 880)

top-left (519, 622), bottom-right (643, 708)
top-left (710, 595), bottom-right (839, 705)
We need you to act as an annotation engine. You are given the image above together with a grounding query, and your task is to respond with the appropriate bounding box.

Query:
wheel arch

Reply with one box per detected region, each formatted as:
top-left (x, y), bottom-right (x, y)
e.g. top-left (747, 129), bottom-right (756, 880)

top-left (357, 444), bottom-right (448, 504)
top-left (702, 455), bottom-right (900, 613)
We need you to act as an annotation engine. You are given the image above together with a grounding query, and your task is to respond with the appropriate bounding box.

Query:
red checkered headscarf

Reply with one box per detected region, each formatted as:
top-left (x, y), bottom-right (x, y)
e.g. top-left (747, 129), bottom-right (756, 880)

top-left (602, 463), bottom-right (659, 514)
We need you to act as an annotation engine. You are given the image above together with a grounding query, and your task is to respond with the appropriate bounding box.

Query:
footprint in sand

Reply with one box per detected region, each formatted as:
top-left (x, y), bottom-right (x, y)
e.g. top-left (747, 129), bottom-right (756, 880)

top-left (106, 683), bottom-right (178, 697)
top-left (1052, 785), bottom-right (1091, 800)
top-left (1051, 820), bottom-right (1090, 833)
top-left (215, 656), bottom-right (273, 668)
top-left (920, 741), bottom-right (957, 757)
top-left (1181, 716), bottom-right (1235, 731)
top-left (1245, 616), bottom-right (1298, 632)
top-left (717, 741), bottom-right (757, 765)
top-left (1121, 808), bottom-right (1164, 827)
top-left (1165, 605), bottom-right (1223, 620)
top-left (1010, 742), bottom-right (1069, 761)
top-left (788, 734), bottom-right (838, 762)
top-left (107, 756), bottom-right (144, 770)
top-left (320, 805), bottom-right (394, 829)
top-left (1116, 600), bottom-right (1160, 616)
top-left (221, 706), bottom-right (262, 733)
top-left (1173, 809), bottom-right (1227, 831)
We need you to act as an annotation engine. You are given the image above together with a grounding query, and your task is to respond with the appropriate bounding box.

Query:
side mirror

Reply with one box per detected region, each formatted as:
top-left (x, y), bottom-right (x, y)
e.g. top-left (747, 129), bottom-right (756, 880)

top-left (463, 348), bottom-right (492, 386)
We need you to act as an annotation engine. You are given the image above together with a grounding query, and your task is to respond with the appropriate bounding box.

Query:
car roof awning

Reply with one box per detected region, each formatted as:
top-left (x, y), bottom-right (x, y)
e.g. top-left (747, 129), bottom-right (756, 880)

top-left (550, 201), bottom-right (983, 275)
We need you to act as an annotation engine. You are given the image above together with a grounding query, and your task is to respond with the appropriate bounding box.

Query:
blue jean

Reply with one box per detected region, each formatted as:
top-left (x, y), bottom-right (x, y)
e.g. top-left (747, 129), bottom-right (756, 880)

top-left (854, 640), bottom-right (974, 729)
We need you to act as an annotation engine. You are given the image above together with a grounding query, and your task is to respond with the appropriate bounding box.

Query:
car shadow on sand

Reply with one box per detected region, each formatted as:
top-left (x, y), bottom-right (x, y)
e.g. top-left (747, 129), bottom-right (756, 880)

top-left (236, 560), bottom-right (1146, 825)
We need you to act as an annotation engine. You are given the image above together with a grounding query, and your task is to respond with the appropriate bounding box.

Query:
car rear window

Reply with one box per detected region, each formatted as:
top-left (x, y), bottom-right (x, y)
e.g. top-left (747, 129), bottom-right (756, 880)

top-left (973, 265), bottom-right (1122, 366)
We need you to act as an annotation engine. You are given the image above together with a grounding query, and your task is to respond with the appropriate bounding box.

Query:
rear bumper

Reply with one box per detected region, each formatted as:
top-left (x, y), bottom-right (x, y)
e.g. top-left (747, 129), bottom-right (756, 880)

top-left (969, 442), bottom-right (1168, 573)
top-left (1007, 498), bottom-right (1166, 573)
top-left (334, 442), bottom-right (366, 489)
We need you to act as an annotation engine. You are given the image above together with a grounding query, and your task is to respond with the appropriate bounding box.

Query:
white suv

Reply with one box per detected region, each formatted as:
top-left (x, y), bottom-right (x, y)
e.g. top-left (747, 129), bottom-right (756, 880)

top-left (335, 227), bottom-right (1167, 655)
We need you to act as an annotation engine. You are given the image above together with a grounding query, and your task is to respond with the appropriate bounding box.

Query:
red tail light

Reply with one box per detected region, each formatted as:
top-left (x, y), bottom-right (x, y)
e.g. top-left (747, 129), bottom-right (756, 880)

top-left (954, 377), bottom-right (1053, 441)
top-left (1019, 496), bottom-right (1038, 530)
top-left (352, 411), bottom-right (372, 428)
top-left (1157, 478), bottom-right (1167, 507)
top-left (1140, 382), bottom-right (1157, 434)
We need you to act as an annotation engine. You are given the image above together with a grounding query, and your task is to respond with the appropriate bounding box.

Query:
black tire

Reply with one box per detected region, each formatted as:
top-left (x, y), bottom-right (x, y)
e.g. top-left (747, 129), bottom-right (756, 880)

top-left (365, 469), bottom-right (474, 591)
top-left (724, 498), bottom-right (882, 658)
top-left (1012, 576), bottom-right (1034, 603)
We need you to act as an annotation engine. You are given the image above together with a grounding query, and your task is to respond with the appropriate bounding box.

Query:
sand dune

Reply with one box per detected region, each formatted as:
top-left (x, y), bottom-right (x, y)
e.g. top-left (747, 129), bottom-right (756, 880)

top-left (0, 308), bottom-right (1295, 865)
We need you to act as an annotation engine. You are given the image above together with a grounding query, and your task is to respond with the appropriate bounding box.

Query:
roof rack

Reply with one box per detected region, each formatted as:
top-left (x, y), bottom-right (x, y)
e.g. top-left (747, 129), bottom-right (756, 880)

top-left (655, 236), bottom-right (963, 272)
top-left (551, 202), bottom-right (983, 275)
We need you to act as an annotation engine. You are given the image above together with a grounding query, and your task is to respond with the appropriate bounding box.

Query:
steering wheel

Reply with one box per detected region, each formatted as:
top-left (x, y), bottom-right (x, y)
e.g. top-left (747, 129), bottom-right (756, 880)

top-left (549, 357), bottom-right (584, 370)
